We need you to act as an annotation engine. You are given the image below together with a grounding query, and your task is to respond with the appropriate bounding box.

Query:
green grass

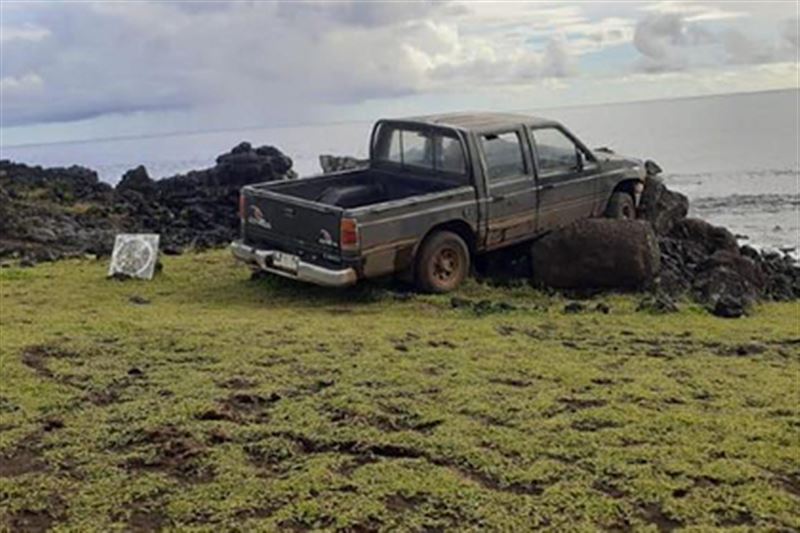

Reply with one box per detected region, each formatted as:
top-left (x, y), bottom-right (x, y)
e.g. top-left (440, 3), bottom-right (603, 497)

top-left (1, 250), bottom-right (798, 532)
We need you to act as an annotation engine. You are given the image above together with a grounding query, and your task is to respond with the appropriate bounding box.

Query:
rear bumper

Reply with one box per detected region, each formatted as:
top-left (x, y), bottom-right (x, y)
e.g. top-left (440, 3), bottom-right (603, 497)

top-left (230, 240), bottom-right (357, 288)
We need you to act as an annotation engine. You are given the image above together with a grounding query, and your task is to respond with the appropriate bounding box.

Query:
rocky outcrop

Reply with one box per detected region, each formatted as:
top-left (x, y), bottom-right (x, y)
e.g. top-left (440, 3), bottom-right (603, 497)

top-left (530, 219), bottom-right (660, 289)
top-left (0, 142), bottom-right (295, 263)
top-left (643, 180), bottom-right (799, 316)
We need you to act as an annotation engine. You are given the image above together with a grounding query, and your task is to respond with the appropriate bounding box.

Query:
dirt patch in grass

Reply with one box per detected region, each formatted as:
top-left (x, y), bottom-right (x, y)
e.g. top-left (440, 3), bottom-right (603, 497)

top-left (716, 510), bottom-right (756, 527)
top-left (336, 455), bottom-right (378, 477)
top-left (571, 418), bottom-right (622, 432)
top-left (371, 414), bottom-right (443, 433)
top-left (126, 506), bottom-right (168, 532)
top-left (545, 397), bottom-right (608, 417)
top-left (592, 479), bottom-right (626, 499)
top-left (123, 426), bottom-right (212, 483)
top-left (0, 447), bottom-right (45, 477)
top-left (0, 428), bottom-right (49, 478)
top-left (234, 503), bottom-right (282, 522)
top-left (639, 502), bottom-right (684, 532)
top-left (20, 343), bottom-right (77, 380)
top-left (772, 472), bottom-right (800, 498)
top-left (216, 376), bottom-right (259, 389)
top-left (324, 405), bottom-right (443, 434)
top-left (196, 392), bottom-right (281, 423)
top-left (275, 431), bottom-right (546, 496)
top-left (384, 493), bottom-right (425, 513)
top-left (2, 496), bottom-right (65, 533)
top-left (488, 377), bottom-right (533, 388)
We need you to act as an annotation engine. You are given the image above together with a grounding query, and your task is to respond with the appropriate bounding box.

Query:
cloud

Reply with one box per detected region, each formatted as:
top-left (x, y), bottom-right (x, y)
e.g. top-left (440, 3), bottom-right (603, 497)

top-left (0, 1), bottom-right (796, 131)
top-left (632, 10), bottom-right (796, 72)
top-left (638, 1), bottom-right (747, 22)
top-left (633, 13), bottom-right (700, 72)
top-left (0, 23), bottom-right (50, 43)
top-left (542, 37), bottom-right (575, 78)
top-left (0, 1), bottom-right (587, 128)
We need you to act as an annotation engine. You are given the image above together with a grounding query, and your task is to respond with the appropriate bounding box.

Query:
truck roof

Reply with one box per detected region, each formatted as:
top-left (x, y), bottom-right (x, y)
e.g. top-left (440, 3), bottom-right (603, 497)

top-left (401, 111), bottom-right (561, 133)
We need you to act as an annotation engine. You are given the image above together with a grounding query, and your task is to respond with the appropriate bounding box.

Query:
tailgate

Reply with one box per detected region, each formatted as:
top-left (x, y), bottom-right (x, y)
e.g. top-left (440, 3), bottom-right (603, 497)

top-left (242, 187), bottom-right (343, 256)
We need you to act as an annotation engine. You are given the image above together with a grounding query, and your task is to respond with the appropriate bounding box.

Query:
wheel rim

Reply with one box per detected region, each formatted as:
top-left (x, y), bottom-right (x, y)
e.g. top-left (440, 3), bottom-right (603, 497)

top-left (433, 247), bottom-right (460, 283)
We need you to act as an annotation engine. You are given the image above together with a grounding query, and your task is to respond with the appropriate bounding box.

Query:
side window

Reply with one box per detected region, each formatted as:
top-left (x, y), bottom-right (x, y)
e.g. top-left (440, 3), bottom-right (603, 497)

top-left (532, 128), bottom-right (580, 175)
top-left (480, 131), bottom-right (525, 181)
top-left (438, 136), bottom-right (466, 174)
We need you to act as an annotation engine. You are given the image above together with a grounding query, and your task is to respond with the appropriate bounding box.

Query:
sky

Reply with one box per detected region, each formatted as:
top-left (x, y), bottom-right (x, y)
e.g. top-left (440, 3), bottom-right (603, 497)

top-left (1, 0), bottom-right (798, 146)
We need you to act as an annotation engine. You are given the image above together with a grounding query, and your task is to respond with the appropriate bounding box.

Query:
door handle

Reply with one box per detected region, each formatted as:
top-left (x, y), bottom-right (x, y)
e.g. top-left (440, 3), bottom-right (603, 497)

top-left (541, 184), bottom-right (555, 190)
top-left (492, 194), bottom-right (506, 202)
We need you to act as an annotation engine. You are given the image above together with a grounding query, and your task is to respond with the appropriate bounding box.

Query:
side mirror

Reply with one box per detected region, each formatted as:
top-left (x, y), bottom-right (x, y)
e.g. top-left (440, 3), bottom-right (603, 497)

top-left (575, 149), bottom-right (584, 171)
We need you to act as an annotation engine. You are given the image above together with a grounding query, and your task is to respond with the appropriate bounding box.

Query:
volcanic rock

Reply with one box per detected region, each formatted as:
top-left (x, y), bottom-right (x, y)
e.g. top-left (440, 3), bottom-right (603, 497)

top-left (0, 143), bottom-right (295, 263)
top-left (531, 219), bottom-right (660, 289)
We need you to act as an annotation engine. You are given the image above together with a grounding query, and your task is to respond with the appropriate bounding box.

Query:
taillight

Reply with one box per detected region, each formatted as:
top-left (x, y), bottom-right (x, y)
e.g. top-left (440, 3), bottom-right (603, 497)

top-left (340, 218), bottom-right (359, 251)
top-left (239, 193), bottom-right (246, 219)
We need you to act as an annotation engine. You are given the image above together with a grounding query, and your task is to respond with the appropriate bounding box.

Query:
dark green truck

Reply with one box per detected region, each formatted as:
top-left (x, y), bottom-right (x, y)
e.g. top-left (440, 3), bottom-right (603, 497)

top-left (231, 112), bottom-right (648, 292)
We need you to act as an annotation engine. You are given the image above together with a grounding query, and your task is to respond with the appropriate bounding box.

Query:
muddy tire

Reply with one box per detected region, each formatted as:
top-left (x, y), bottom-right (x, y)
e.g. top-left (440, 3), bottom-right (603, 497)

top-left (415, 231), bottom-right (470, 293)
top-left (605, 191), bottom-right (636, 219)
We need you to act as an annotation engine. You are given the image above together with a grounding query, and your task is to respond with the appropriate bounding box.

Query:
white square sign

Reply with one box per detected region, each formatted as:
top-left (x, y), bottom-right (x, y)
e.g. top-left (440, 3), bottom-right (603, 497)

top-left (108, 234), bottom-right (160, 280)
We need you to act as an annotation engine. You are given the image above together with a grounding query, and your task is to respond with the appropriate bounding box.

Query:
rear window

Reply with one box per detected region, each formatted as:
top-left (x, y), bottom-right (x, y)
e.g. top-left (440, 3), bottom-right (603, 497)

top-left (374, 125), bottom-right (466, 175)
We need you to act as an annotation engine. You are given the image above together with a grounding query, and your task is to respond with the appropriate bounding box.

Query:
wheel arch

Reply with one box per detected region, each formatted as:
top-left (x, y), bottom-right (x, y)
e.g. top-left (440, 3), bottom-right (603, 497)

top-left (413, 219), bottom-right (477, 259)
top-left (610, 178), bottom-right (645, 207)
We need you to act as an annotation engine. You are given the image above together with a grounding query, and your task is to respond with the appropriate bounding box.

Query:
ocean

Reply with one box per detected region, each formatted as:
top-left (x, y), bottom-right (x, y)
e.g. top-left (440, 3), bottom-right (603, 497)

top-left (3, 89), bottom-right (798, 254)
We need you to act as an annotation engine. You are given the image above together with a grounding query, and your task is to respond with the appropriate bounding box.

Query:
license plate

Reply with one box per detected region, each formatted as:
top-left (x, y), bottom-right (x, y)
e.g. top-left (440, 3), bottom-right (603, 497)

top-left (272, 252), bottom-right (299, 272)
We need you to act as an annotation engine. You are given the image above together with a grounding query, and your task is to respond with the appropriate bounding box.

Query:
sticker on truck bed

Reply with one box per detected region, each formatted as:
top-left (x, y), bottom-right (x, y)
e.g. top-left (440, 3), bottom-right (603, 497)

top-left (317, 229), bottom-right (337, 248)
top-left (247, 205), bottom-right (272, 230)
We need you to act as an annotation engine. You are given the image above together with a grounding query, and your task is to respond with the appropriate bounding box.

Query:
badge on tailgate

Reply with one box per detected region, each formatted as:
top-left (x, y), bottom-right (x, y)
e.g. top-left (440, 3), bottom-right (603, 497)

top-left (247, 205), bottom-right (272, 230)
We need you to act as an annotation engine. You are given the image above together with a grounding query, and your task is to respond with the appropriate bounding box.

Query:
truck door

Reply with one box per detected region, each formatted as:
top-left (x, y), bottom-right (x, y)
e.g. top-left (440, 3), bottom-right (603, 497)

top-left (529, 126), bottom-right (599, 232)
top-left (479, 128), bottom-right (537, 249)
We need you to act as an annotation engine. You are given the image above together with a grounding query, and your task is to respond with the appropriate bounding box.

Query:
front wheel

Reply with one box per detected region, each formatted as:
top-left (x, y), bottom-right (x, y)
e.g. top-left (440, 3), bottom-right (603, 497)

top-left (415, 231), bottom-right (470, 293)
top-left (605, 191), bottom-right (636, 219)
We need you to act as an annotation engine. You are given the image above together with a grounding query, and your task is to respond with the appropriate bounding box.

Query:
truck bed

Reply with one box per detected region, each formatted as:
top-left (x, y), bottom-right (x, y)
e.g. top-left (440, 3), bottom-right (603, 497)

top-left (252, 169), bottom-right (463, 208)
top-left (241, 168), bottom-right (470, 270)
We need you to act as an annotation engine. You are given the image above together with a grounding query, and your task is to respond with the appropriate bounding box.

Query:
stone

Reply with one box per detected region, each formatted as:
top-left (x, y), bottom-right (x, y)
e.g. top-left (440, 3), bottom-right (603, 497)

top-left (711, 295), bottom-right (746, 318)
top-left (531, 219), bottom-right (660, 289)
top-left (563, 302), bottom-right (585, 313)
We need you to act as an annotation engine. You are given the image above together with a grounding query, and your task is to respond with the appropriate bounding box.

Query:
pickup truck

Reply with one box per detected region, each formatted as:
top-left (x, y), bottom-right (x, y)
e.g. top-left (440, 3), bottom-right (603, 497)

top-left (232, 112), bottom-right (649, 292)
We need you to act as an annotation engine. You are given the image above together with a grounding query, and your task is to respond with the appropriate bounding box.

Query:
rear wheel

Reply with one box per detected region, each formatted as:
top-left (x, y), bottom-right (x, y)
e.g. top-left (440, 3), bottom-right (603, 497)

top-left (605, 191), bottom-right (636, 219)
top-left (415, 231), bottom-right (470, 293)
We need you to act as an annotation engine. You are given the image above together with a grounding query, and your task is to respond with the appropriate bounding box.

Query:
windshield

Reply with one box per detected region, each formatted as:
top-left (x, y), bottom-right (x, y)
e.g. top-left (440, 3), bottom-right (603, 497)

top-left (373, 124), bottom-right (466, 176)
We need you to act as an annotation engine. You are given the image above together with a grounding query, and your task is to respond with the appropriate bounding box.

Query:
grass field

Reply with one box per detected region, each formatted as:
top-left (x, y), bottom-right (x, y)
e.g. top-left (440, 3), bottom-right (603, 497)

top-left (1, 250), bottom-right (798, 532)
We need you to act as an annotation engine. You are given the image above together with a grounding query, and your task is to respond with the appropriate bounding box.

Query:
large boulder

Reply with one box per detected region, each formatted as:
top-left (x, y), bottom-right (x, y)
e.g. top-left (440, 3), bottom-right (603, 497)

top-left (116, 165), bottom-right (157, 197)
top-left (215, 142), bottom-right (296, 184)
top-left (638, 177), bottom-right (688, 235)
top-left (530, 219), bottom-right (660, 289)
